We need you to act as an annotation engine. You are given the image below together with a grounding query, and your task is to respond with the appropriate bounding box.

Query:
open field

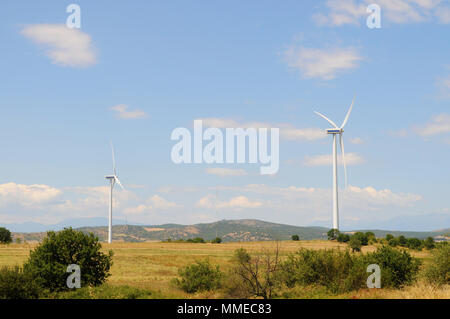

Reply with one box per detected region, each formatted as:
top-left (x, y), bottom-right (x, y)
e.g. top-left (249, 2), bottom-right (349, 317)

top-left (0, 240), bottom-right (447, 299)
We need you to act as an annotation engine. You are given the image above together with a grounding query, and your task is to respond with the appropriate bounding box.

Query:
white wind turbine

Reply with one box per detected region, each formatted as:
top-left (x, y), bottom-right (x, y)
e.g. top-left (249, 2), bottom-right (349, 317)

top-left (314, 96), bottom-right (355, 231)
top-left (105, 142), bottom-right (124, 243)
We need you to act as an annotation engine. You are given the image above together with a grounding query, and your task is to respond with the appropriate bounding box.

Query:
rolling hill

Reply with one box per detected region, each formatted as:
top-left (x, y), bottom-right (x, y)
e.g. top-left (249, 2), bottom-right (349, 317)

top-left (11, 219), bottom-right (450, 243)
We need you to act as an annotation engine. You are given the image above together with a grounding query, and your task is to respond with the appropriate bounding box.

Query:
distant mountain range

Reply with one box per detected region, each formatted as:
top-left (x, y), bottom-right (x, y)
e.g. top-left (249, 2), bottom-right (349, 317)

top-left (10, 219), bottom-right (450, 243)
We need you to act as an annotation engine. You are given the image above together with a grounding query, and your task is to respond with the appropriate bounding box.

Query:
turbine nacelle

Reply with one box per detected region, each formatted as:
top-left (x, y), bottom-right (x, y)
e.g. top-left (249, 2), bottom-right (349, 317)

top-left (326, 128), bottom-right (343, 134)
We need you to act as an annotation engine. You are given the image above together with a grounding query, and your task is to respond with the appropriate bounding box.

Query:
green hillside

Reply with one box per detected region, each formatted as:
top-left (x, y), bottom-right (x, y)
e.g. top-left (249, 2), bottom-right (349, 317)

top-left (12, 219), bottom-right (450, 243)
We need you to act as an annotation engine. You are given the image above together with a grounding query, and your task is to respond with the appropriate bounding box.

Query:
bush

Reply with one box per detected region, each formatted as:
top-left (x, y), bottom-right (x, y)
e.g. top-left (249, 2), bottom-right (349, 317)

top-left (386, 234), bottom-right (394, 241)
top-left (327, 229), bottom-right (339, 240)
top-left (352, 232), bottom-right (368, 246)
top-left (23, 228), bottom-right (113, 292)
top-left (211, 237), bottom-right (222, 244)
top-left (349, 237), bottom-right (362, 252)
top-left (232, 247), bottom-right (282, 299)
top-left (366, 246), bottom-right (421, 288)
top-left (0, 227), bottom-right (12, 244)
top-left (173, 260), bottom-right (222, 293)
top-left (281, 249), bottom-right (367, 293)
top-left (337, 233), bottom-right (350, 243)
top-left (424, 245), bottom-right (449, 286)
top-left (406, 238), bottom-right (423, 250)
top-left (187, 237), bottom-right (205, 243)
top-left (0, 266), bottom-right (41, 299)
top-left (291, 235), bottom-right (300, 241)
top-left (388, 238), bottom-right (399, 247)
top-left (423, 237), bottom-right (435, 250)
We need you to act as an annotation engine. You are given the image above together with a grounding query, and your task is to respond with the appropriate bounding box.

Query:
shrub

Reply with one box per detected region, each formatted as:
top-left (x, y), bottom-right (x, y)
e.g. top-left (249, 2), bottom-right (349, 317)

top-left (281, 249), bottom-right (367, 293)
top-left (291, 235), bottom-right (300, 241)
top-left (187, 237), bottom-right (205, 243)
top-left (423, 237), bottom-right (435, 250)
top-left (398, 235), bottom-right (407, 247)
top-left (388, 238), bottom-right (399, 247)
top-left (352, 232), bottom-right (368, 246)
top-left (366, 246), bottom-right (421, 288)
top-left (424, 245), bottom-right (449, 286)
top-left (173, 260), bottom-right (222, 293)
top-left (0, 266), bottom-right (41, 299)
top-left (0, 227), bottom-right (12, 244)
top-left (349, 237), bottom-right (362, 252)
top-left (232, 247), bottom-right (282, 299)
top-left (406, 238), bottom-right (423, 250)
top-left (211, 237), bottom-right (222, 244)
top-left (337, 233), bottom-right (350, 243)
top-left (327, 229), bottom-right (339, 240)
top-left (23, 228), bottom-right (113, 292)
top-left (386, 234), bottom-right (394, 241)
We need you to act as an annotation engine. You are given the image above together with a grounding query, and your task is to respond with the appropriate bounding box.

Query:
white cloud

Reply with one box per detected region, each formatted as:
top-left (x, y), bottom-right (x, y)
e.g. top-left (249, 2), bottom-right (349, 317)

top-left (196, 195), bottom-right (262, 210)
top-left (200, 118), bottom-right (326, 141)
top-left (21, 24), bottom-right (96, 67)
top-left (414, 113), bottom-right (450, 136)
top-left (304, 152), bottom-right (365, 166)
top-left (313, 0), bottom-right (367, 26)
top-left (314, 0), bottom-right (449, 26)
top-left (283, 46), bottom-right (362, 80)
top-left (0, 183), bottom-right (61, 207)
top-left (123, 195), bottom-right (179, 215)
top-left (205, 168), bottom-right (248, 177)
top-left (349, 137), bottom-right (364, 144)
top-left (435, 6), bottom-right (450, 23)
top-left (110, 105), bottom-right (148, 119)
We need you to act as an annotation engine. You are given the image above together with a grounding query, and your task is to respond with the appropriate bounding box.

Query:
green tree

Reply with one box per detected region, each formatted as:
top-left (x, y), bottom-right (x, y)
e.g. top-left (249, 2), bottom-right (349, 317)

top-left (291, 235), bottom-right (300, 241)
top-left (23, 228), bottom-right (113, 292)
top-left (173, 260), bottom-right (222, 293)
top-left (0, 227), bottom-right (12, 244)
top-left (398, 235), bottom-right (407, 246)
top-left (337, 233), bottom-right (350, 243)
top-left (386, 234), bottom-right (394, 241)
top-left (352, 232), bottom-right (368, 246)
top-left (406, 238), bottom-right (423, 250)
top-left (349, 237), bottom-right (362, 252)
top-left (327, 229), bottom-right (339, 240)
top-left (211, 237), bottom-right (222, 244)
top-left (388, 237), bottom-right (399, 247)
top-left (423, 237), bottom-right (435, 250)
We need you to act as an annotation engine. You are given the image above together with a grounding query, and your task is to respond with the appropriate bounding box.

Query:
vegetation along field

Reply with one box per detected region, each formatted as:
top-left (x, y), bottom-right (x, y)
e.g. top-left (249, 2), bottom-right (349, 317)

top-left (0, 233), bottom-right (448, 299)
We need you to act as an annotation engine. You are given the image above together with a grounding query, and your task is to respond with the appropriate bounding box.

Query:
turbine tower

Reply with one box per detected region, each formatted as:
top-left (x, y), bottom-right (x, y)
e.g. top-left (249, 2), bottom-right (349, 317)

top-left (105, 142), bottom-right (124, 243)
top-left (314, 97), bottom-right (355, 231)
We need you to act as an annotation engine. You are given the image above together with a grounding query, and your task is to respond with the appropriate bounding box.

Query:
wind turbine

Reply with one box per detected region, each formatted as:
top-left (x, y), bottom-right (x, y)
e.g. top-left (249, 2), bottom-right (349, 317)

top-left (314, 96), bottom-right (355, 231)
top-left (105, 142), bottom-right (124, 243)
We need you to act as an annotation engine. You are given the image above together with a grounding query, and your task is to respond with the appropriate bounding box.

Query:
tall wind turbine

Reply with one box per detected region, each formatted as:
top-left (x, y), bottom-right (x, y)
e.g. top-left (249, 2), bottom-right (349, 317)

top-left (314, 97), bottom-right (355, 231)
top-left (105, 142), bottom-right (124, 243)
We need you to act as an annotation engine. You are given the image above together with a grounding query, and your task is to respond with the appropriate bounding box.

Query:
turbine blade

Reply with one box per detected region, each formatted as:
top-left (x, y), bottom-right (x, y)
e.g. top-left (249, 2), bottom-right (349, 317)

top-left (314, 111), bottom-right (339, 128)
top-left (339, 134), bottom-right (348, 189)
top-left (341, 96), bottom-right (355, 129)
top-left (110, 141), bottom-right (116, 175)
top-left (114, 176), bottom-right (125, 190)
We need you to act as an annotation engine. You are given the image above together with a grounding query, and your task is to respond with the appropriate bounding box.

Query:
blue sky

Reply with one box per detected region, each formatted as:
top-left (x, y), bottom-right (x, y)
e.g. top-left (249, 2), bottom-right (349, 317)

top-left (1, 0), bottom-right (449, 231)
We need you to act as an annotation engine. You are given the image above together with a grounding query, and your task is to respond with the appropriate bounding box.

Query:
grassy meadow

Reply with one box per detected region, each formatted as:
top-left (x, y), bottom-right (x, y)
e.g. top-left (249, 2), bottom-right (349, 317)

top-left (0, 240), bottom-right (448, 299)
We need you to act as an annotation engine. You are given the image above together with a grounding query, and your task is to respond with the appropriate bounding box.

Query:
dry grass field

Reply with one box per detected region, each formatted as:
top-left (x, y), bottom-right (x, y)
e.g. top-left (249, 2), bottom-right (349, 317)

top-left (0, 240), bottom-right (448, 299)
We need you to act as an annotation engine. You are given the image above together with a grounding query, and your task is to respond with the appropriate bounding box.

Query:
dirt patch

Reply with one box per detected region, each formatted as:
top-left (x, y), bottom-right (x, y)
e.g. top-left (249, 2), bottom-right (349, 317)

top-left (144, 227), bottom-right (165, 232)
